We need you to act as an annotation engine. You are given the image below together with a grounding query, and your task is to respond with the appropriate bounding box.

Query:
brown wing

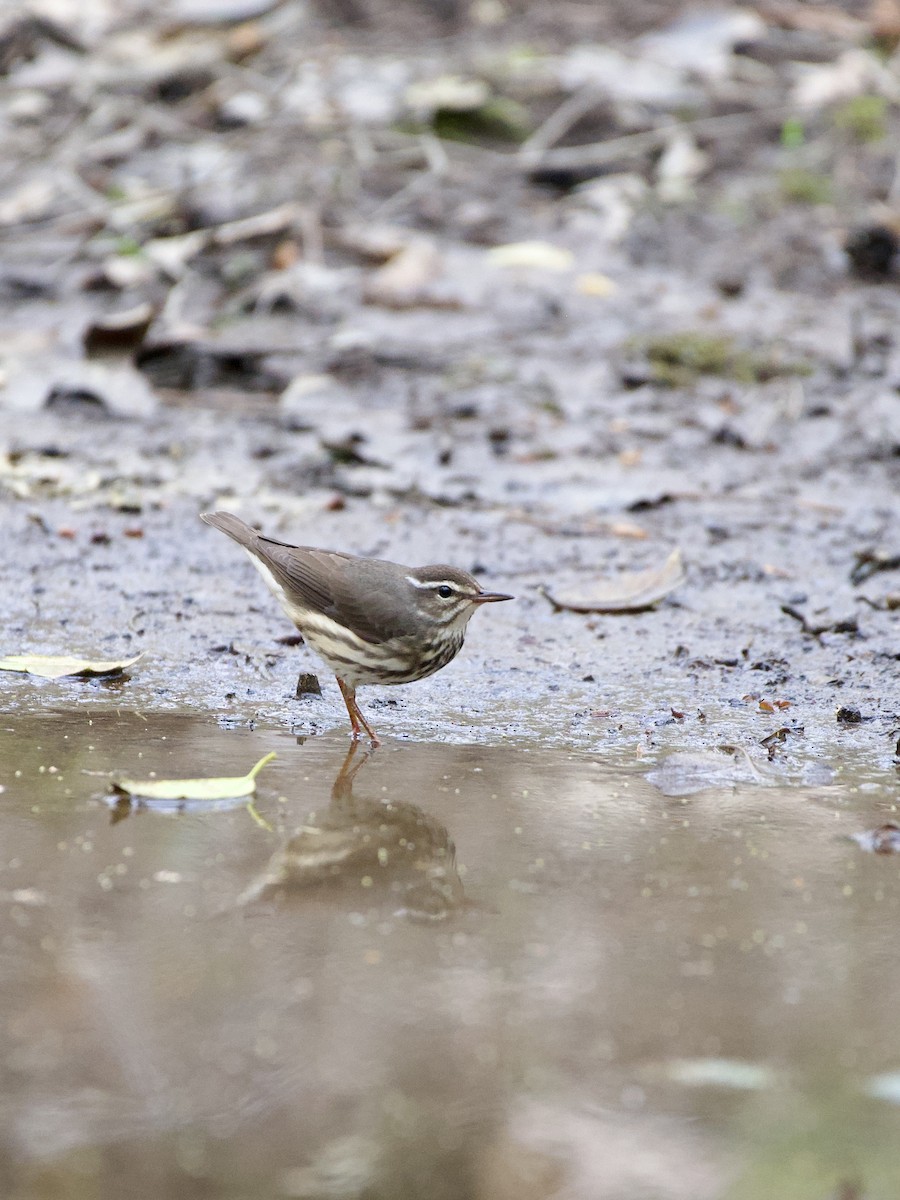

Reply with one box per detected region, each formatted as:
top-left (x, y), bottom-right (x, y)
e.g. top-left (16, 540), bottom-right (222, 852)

top-left (202, 510), bottom-right (417, 643)
top-left (254, 538), bottom-right (416, 646)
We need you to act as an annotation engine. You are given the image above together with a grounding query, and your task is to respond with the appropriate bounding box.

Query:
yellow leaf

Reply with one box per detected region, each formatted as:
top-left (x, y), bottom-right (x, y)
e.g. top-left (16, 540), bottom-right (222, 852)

top-left (576, 272), bottom-right (617, 297)
top-left (487, 241), bottom-right (574, 271)
top-left (0, 653), bottom-right (143, 680)
top-left (112, 752), bottom-right (276, 802)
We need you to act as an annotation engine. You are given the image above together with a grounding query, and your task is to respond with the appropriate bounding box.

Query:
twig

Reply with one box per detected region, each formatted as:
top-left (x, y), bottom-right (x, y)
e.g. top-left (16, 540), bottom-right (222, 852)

top-left (210, 202), bottom-right (301, 246)
top-left (298, 205), bottom-right (324, 264)
top-left (519, 86), bottom-right (606, 166)
top-left (781, 604), bottom-right (859, 638)
top-left (523, 105), bottom-right (793, 172)
top-left (368, 134), bottom-right (449, 222)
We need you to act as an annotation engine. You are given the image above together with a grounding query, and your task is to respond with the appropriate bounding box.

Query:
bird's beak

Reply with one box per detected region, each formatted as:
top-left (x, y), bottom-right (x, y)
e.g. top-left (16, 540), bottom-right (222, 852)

top-left (473, 591), bottom-right (514, 603)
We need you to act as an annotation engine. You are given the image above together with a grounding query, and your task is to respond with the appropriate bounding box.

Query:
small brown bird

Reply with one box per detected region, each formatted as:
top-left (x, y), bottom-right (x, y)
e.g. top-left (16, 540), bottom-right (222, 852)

top-left (200, 511), bottom-right (512, 745)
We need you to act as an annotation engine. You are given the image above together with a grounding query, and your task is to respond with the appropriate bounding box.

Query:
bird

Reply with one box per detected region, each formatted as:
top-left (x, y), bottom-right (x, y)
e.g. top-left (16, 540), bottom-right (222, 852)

top-left (200, 511), bottom-right (512, 745)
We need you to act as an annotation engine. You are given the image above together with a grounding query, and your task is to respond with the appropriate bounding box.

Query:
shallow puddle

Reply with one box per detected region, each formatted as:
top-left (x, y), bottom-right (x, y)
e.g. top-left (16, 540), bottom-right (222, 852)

top-left (2, 712), bottom-right (900, 1199)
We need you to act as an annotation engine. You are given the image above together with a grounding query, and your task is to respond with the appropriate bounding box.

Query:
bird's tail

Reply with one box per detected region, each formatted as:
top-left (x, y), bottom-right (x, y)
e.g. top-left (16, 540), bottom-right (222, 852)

top-left (199, 510), bottom-right (260, 550)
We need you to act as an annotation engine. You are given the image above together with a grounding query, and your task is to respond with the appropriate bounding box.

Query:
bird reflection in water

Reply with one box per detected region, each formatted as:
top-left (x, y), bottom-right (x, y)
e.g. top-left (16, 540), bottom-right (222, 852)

top-left (239, 744), bottom-right (465, 920)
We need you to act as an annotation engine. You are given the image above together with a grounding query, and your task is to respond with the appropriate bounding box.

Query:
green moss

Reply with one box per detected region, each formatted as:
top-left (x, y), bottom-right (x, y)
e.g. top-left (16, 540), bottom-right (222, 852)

top-left (780, 118), bottom-right (806, 148)
top-left (113, 235), bottom-right (143, 257)
top-left (633, 331), bottom-right (812, 387)
top-left (779, 168), bottom-right (832, 205)
top-left (833, 94), bottom-right (888, 143)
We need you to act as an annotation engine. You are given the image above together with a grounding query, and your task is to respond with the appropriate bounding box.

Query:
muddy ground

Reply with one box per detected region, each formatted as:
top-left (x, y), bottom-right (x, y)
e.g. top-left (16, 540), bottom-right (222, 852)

top-left (1, 0), bottom-right (899, 781)
top-left (4, 5), bottom-right (900, 1196)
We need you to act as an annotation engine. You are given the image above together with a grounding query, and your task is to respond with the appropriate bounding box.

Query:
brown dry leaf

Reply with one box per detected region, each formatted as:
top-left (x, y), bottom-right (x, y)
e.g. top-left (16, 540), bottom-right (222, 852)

top-left (759, 1), bottom-right (866, 37)
top-left (608, 520), bottom-right (648, 539)
top-left (542, 548), bottom-right (685, 613)
top-left (871, 0), bottom-right (900, 46)
top-left (0, 653), bottom-right (143, 680)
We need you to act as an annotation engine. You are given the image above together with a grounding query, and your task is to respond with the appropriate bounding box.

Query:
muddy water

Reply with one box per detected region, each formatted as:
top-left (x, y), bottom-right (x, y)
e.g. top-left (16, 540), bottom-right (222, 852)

top-left (1, 713), bottom-right (900, 1199)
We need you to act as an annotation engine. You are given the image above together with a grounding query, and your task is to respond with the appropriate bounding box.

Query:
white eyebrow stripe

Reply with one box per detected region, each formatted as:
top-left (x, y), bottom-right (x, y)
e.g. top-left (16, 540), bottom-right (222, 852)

top-left (405, 576), bottom-right (462, 591)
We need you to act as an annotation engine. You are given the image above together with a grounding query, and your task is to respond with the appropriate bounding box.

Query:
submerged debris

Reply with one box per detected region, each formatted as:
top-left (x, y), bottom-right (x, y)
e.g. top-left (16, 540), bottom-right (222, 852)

top-left (850, 823), bottom-right (900, 854)
top-left (646, 747), bottom-right (779, 797)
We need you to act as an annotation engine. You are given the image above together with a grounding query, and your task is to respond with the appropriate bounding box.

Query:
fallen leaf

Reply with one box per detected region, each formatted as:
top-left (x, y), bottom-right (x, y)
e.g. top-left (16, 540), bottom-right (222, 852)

top-left (363, 239), bottom-right (443, 308)
top-left (111, 751), bottom-right (276, 802)
top-left (792, 49), bottom-right (894, 111)
top-left (646, 747), bottom-right (778, 797)
top-left (608, 520), bottom-right (648, 539)
top-left (333, 223), bottom-right (410, 263)
top-left (576, 272), bottom-right (617, 297)
top-left (0, 653), bottom-right (143, 680)
top-left (83, 303), bottom-right (156, 357)
top-left (142, 231), bottom-right (207, 280)
top-left (488, 240), bottom-right (574, 271)
top-left (759, 725), bottom-right (804, 759)
top-left (405, 75), bottom-right (490, 115)
top-left (866, 1070), bottom-right (900, 1103)
top-left (0, 179), bottom-right (56, 225)
top-left (542, 548), bottom-right (685, 612)
top-left (2, 359), bottom-right (159, 418)
top-left (664, 1058), bottom-right (776, 1091)
top-left (655, 129), bottom-right (708, 203)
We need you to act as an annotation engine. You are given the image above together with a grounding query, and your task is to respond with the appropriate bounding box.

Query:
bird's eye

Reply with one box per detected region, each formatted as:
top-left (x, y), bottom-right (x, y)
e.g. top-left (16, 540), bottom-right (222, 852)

top-left (437, 585), bottom-right (454, 599)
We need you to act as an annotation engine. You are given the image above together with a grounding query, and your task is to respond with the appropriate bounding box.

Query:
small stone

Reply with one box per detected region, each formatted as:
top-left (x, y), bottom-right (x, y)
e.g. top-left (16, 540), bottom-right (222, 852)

top-left (296, 672), bottom-right (322, 697)
top-left (836, 705), bottom-right (862, 724)
top-left (845, 224), bottom-right (898, 280)
top-left (715, 271), bottom-right (746, 297)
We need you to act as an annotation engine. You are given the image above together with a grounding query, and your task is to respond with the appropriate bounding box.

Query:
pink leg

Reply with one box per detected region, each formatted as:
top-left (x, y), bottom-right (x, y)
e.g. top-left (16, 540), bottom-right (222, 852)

top-left (336, 677), bottom-right (381, 747)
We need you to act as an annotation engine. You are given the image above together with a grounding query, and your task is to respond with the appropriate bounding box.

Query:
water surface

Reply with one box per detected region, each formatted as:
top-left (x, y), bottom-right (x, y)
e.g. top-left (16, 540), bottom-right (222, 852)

top-left (2, 712), bottom-right (900, 1199)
